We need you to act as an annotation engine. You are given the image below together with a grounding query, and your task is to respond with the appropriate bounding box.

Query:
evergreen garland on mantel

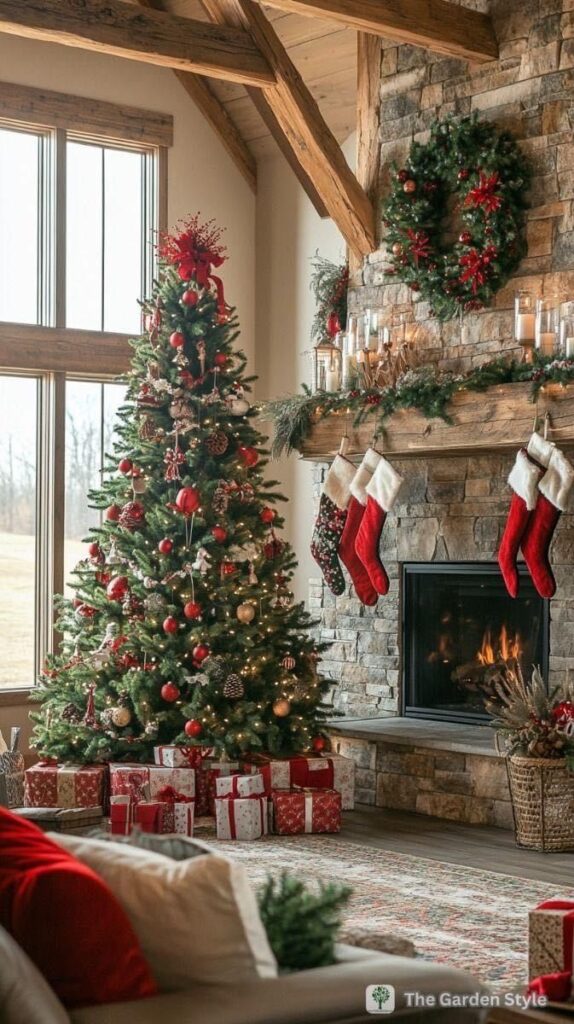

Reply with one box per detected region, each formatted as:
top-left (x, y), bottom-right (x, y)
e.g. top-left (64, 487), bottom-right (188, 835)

top-left (266, 356), bottom-right (574, 458)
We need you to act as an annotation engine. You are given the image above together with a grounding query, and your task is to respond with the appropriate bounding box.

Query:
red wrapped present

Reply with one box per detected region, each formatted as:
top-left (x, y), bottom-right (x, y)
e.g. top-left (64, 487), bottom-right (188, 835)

top-left (25, 763), bottom-right (106, 809)
top-left (528, 899), bottom-right (574, 1003)
top-left (155, 785), bottom-right (195, 836)
top-left (215, 794), bottom-right (268, 841)
top-left (109, 763), bottom-right (195, 805)
top-left (110, 795), bottom-right (132, 836)
top-left (134, 801), bottom-right (167, 834)
top-left (271, 787), bottom-right (341, 835)
top-left (241, 754), bottom-right (333, 794)
top-left (154, 745), bottom-right (213, 769)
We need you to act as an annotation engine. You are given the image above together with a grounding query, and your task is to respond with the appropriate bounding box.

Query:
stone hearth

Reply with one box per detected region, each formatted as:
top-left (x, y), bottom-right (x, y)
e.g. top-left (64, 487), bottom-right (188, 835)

top-left (328, 719), bottom-right (513, 829)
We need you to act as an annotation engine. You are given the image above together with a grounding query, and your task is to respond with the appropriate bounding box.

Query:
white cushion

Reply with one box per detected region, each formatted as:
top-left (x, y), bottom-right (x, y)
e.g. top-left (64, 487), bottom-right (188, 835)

top-left (0, 924), bottom-right (68, 1024)
top-left (50, 834), bottom-right (277, 992)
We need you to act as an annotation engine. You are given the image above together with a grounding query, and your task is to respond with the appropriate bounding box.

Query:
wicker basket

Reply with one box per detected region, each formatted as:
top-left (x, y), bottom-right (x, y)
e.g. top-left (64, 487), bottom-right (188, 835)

top-left (507, 755), bottom-right (574, 852)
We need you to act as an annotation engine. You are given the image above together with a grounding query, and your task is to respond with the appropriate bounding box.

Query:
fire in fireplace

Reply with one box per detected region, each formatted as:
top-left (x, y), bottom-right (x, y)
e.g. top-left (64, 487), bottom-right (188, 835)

top-left (402, 563), bottom-right (549, 723)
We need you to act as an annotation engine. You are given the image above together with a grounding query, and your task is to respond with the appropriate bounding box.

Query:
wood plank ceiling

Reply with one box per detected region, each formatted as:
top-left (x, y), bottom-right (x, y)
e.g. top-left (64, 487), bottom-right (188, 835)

top-left (161, 0), bottom-right (357, 158)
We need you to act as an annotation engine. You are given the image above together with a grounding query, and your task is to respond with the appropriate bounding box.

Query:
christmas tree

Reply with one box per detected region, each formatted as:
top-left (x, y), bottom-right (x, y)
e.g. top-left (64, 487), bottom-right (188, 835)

top-left (32, 216), bottom-right (331, 764)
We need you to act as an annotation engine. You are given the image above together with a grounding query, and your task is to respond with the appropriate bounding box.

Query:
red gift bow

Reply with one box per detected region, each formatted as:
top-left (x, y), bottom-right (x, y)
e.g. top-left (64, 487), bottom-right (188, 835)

top-left (218, 793), bottom-right (266, 839)
top-left (527, 898), bottom-right (574, 1003)
top-left (158, 217), bottom-right (228, 316)
top-left (464, 171), bottom-right (502, 213)
top-left (155, 784), bottom-right (194, 805)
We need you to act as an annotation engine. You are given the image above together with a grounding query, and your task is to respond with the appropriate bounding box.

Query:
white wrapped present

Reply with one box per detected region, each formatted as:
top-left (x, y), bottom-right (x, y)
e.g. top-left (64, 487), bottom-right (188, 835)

top-left (215, 795), bottom-right (268, 841)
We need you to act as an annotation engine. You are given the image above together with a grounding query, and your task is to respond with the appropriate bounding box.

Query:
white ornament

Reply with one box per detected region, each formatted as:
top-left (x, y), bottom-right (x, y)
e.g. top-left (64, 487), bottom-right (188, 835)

top-left (192, 547), bottom-right (212, 575)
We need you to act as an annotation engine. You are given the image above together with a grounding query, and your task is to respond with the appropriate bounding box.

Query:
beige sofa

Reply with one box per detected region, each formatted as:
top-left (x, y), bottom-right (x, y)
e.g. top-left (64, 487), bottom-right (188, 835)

top-left (1, 924), bottom-right (489, 1024)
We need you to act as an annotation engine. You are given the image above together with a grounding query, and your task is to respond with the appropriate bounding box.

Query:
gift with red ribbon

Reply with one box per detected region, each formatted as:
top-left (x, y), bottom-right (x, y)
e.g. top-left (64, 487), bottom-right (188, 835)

top-left (24, 763), bottom-right (107, 810)
top-left (154, 745), bottom-right (213, 769)
top-left (109, 763), bottom-right (195, 806)
top-left (215, 772), bottom-right (265, 800)
top-left (198, 761), bottom-right (242, 816)
top-left (270, 787), bottom-right (341, 836)
top-left (134, 801), bottom-right (167, 834)
top-left (528, 898), bottom-right (574, 1004)
top-left (155, 784), bottom-right (195, 836)
top-left (241, 754), bottom-right (335, 796)
top-left (110, 794), bottom-right (132, 836)
top-left (215, 793), bottom-right (268, 841)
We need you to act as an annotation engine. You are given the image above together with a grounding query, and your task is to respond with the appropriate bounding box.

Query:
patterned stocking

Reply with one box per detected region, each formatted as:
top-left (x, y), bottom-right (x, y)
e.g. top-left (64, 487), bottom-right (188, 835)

top-left (310, 454), bottom-right (356, 596)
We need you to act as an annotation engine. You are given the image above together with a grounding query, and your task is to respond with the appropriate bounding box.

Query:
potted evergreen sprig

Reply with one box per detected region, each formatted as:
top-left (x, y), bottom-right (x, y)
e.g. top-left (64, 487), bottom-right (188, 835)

top-left (484, 665), bottom-right (574, 851)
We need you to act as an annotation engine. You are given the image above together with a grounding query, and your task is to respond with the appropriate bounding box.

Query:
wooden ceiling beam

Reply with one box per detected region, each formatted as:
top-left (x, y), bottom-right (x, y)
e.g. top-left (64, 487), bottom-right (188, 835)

top-left (138, 0), bottom-right (257, 193)
top-left (200, 0), bottom-right (376, 254)
top-left (258, 0), bottom-right (498, 64)
top-left (0, 0), bottom-right (276, 88)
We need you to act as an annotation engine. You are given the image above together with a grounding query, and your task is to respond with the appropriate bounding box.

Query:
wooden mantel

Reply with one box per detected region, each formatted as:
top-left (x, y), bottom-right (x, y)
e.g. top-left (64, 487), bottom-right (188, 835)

top-left (298, 382), bottom-right (574, 461)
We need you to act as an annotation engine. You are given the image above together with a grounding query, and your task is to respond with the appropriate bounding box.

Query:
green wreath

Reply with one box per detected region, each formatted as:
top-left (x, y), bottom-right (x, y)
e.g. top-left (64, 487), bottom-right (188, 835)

top-left (381, 114), bottom-right (530, 320)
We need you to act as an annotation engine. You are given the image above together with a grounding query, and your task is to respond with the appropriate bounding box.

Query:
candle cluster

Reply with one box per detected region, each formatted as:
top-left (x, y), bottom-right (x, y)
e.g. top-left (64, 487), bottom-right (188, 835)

top-left (515, 291), bottom-right (574, 362)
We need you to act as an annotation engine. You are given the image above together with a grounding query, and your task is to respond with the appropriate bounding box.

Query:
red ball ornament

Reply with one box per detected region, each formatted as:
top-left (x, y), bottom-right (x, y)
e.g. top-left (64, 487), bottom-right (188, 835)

top-left (311, 736), bottom-right (327, 752)
top-left (459, 231), bottom-right (472, 245)
top-left (410, 282), bottom-right (421, 292)
top-left (106, 504), bottom-right (121, 521)
top-left (184, 719), bottom-right (203, 738)
top-left (158, 538), bottom-right (174, 555)
top-left (182, 289), bottom-right (198, 307)
top-left (118, 457), bottom-right (133, 476)
top-left (221, 561), bottom-right (237, 576)
top-left (192, 643), bottom-right (210, 662)
top-left (458, 168), bottom-right (470, 181)
top-left (88, 542), bottom-right (102, 560)
top-left (106, 575), bottom-right (129, 601)
top-left (169, 331), bottom-right (185, 349)
top-left (175, 486), bottom-right (200, 515)
top-left (76, 603), bottom-right (96, 618)
top-left (238, 446), bottom-right (259, 468)
top-left (161, 682), bottom-right (180, 703)
top-left (260, 506), bottom-right (276, 524)
top-left (264, 537), bottom-right (284, 560)
top-left (397, 169), bottom-right (409, 183)
top-left (163, 615), bottom-right (179, 634)
top-left (184, 601), bottom-right (202, 620)
top-left (213, 352), bottom-right (228, 367)
top-left (211, 526), bottom-right (227, 543)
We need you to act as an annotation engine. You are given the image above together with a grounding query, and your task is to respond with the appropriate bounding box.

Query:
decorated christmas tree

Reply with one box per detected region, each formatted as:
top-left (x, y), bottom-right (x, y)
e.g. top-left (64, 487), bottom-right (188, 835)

top-left (32, 216), bottom-right (331, 764)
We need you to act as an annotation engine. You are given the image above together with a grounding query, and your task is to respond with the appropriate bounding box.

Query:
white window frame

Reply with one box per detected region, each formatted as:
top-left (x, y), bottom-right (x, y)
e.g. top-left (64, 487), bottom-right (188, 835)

top-left (0, 83), bottom-right (172, 702)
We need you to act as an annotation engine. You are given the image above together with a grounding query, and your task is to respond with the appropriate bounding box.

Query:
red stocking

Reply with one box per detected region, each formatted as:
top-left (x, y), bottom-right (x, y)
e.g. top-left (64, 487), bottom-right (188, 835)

top-left (497, 449), bottom-right (543, 598)
top-left (521, 448), bottom-right (574, 598)
top-left (338, 449), bottom-right (381, 606)
top-left (355, 456), bottom-right (403, 596)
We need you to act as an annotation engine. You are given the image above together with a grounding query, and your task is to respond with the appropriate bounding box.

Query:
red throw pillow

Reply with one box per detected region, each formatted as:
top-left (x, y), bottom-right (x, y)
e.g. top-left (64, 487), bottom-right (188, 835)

top-left (0, 807), bottom-right (157, 1009)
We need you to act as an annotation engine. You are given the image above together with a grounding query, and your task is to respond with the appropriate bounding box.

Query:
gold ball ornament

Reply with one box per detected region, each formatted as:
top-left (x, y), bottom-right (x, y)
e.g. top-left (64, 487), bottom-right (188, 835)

top-left (179, 587), bottom-right (194, 604)
top-left (111, 706), bottom-right (132, 728)
top-left (272, 698), bottom-right (291, 718)
top-left (403, 179), bottom-right (417, 194)
top-left (236, 602), bottom-right (256, 624)
top-left (391, 242), bottom-right (404, 257)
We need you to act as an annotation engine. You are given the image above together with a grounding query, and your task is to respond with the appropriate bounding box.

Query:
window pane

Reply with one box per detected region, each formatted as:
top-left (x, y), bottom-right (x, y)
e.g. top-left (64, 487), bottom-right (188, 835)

top-left (104, 148), bottom-right (143, 334)
top-left (66, 142), bottom-right (144, 333)
top-left (0, 129), bottom-right (40, 324)
top-left (0, 376), bottom-right (38, 687)
top-left (66, 142), bottom-right (103, 330)
top-left (64, 381), bottom-right (125, 593)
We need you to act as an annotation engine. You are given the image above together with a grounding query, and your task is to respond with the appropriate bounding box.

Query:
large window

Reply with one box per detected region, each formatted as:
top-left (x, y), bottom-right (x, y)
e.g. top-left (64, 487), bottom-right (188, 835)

top-left (0, 84), bottom-right (172, 693)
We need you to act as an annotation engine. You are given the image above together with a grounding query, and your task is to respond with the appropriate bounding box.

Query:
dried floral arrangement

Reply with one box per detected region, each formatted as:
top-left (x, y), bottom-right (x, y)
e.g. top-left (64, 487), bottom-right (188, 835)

top-left (484, 664), bottom-right (574, 762)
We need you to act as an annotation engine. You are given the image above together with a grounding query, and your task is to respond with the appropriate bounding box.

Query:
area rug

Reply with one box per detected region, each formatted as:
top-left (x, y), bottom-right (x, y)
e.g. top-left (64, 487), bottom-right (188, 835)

top-left (215, 833), bottom-right (566, 990)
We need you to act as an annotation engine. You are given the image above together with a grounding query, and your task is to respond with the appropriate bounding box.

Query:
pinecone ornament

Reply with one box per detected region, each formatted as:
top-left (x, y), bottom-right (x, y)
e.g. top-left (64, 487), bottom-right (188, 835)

top-left (205, 430), bottom-right (229, 456)
top-left (61, 703), bottom-right (81, 723)
top-left (213, 483), bottom-right (230, 515)
top-left (223, 673), bottom-right (244, 699)
top-left (139, 416), bottom-right (158, 442)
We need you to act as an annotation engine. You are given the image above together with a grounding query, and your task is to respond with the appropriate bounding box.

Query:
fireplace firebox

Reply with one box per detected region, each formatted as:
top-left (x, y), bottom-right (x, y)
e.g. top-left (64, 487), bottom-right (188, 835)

top-left (402, 563), bottom-right (549, 723)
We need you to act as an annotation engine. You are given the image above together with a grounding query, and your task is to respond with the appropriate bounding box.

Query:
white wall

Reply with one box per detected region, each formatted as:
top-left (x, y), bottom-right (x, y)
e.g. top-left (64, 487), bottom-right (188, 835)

top-left (0, 35), bottom-right (256, 748)
top-left (254, 138), bottom-right (354, 602)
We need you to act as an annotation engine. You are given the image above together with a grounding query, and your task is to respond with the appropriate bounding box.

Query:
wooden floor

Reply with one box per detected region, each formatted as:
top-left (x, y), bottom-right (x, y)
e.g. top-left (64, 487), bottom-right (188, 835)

top-left (339, 805), bottom-right (574, 885)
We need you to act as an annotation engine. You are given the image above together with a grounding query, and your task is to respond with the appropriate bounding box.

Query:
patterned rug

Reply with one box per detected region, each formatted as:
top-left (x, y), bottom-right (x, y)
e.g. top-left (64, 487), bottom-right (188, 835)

top-left (213, 832), bottom-right (566, 990)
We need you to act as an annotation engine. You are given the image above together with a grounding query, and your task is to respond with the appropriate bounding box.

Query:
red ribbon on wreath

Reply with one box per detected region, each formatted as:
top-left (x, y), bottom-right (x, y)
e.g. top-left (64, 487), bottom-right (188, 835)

top-left (458, 245), bottom-right (497, 293)
top-left (406, 229), bottom-right (432, 268)
top-left (158, 215), bottom-right (228, 316)
top-left (464, 172), bottom-right (502, 214)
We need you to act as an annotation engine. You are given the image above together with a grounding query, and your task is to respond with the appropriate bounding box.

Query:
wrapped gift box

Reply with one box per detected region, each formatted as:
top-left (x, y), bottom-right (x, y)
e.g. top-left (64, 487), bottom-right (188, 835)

top-left (0, 728), bottom-right (25, 809)
top-left (154, 745), bottom-right (212, 769)
top-left (110, 795), bottom-right (132, 836)
top-left (242, 753), bottom-right (354, 809)
top-left (215, 772), bottom-right (265, 799)
top-left (14, 806), bottom-right (104, 833)
top-left (25, 763), bottom-right (106, 809)
top-left (529, 899), bottom-right (574, 987)
top-left (270, 787), bottom-right (341, 835)
top-left (154, 784), bottom-right (195, 836)
top-left (215, 795), bottom-right (268, 841)
top-left (199, 761), bottom-right (241, 816)
top-left (135, 801), bottom-right (169, 834)
top-left (109, 763), bottom-right (195, 805)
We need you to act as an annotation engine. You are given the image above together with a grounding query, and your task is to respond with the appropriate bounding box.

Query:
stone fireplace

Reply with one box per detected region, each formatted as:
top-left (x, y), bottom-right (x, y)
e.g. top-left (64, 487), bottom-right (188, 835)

top-left (402, 562), bottom-right (548, 723)
top-left (313, 0), bottom-right (574, 827)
